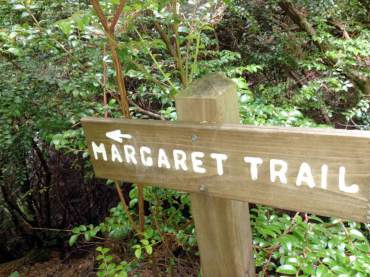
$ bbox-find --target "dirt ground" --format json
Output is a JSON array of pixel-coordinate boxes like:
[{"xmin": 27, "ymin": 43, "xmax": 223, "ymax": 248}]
[
  {"xmin": 0, "ymin": 244, "xmax": 200, "ymax": 277},
  {"xmin": 0, "ymin": 248, "xmax": 96, "ymax": 277}
]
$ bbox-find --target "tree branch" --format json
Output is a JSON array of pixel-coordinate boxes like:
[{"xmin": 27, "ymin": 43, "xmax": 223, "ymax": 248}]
[
  {"xmin": 170, "ymin": 0, "xmax": 187, "ymax": 86},
  {"xmin": 278, "ymin": 0, "xmax": 370, "ymax": 96},
  {"xmin": 153, "ymin": 20, "xmax": 187, "ymax": 86},
  {"xmin": 91, "ymin": 0, "xmax": 149, "ymax": 234},
  {"xmin": 115, "ymin": 181, "xmax": 141, "ymax": 235},
  {"xmin": 279, "ymin": 0, "xmax": 323, "ymax": 50},
  {"xmin": 90, "ymin": 0, "xmax": 109, "ymax": 32},
  {"xmin": 90, "ymin": 0, "xmax": 130, "ymax": 118},
  {"xmin": 111, "ymin": 46, "xmax": 130, "ymax": 117},
  {"xmin": 110, "ymin": 0, "xmax": 126, "ymax": 32},
  {"xmin": 129, "ymin": 99, "xmax": 165, "ymax": 120},
  {"xmin": 31, "ymin": 140, "xmax": 51, "ymax": 227},
  {"xmin": 327, "ymin": 19, "xmax": 350, "ymax": 40}
]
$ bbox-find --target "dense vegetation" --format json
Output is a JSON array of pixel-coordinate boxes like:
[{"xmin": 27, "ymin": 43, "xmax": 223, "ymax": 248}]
[{"xmin": 0, "ymin": 0, "xmax": 369, "ymax": 276}]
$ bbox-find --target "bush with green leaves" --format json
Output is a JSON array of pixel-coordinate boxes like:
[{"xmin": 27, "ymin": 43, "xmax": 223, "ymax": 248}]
[
  {"xmin": 252, "ymin": 207, "xmax": 370, "ymax": 276},
  {"xmin": 96, "ymin": 247, "xmax": 132, "ymax": 277},
  {"xmin": 71, "ymin": 187, "xmax": 370, "ymax": 276}
]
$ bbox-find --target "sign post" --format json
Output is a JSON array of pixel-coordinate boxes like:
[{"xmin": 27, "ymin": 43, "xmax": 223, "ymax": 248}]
[
  {"xmin": 175, "ymin": 73, "xmax": 255, "ymax": 276},
  {"xmin": 82, "ymin": 73, "xmax": 370, "ymax": 276}
]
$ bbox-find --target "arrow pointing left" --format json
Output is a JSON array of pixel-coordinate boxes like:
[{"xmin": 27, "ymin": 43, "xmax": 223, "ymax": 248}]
[{"xmin": 106, "ymin": 130, "xmax": 132, "ymax": 143}]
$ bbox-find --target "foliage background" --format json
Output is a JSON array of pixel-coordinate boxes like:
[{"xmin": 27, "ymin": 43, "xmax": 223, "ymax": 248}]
[{"xmin": 0, "ymin": 0, "xmax": 369, "ymax": 275}]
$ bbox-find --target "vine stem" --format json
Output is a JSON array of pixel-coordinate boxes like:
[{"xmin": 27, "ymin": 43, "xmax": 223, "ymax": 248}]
[
  {"xmin": 114, "ymin": 181, "xmax": 141, "ymax": 236},
  {"xmin": 91, "ymin": 0, "xmax": 145, "ymax": 239}
]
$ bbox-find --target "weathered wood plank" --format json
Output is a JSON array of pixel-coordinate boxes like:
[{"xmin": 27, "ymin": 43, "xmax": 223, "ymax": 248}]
[
  {"xmin": 81, "ymin": 117, "xmax": 370, "ymax": 222},
  {"xmin": 176, "ymin": 72, "xmax": 255, "ymax": 277}
]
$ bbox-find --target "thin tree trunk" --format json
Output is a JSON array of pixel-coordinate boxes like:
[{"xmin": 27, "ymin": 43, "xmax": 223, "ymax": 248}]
[{"xmin": 91, "ymin": 0, "xmax": 145, "ymax": 235}]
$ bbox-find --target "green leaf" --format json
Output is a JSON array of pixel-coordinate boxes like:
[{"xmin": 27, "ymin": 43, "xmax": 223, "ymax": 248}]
[
  {"xmin": 57, "ymin": 20, "xmax": 72, "ymax": 35},
  {"xmin": 349, "ymin": 229, "xmax": 366, "ymax": 241},
  {"xmin": 69, "ymin": 234, "xmax": 79, "ymax": 246},
  {"xmin": 71, "ymin": 12, "xmax": 90, "ymax": 31},
  {"xmin": 79, "ymin": 225, "xmax": 87, "ymax": 232},
  {"xmin": 316, "ymin": 264, "xmax": 330, "ymax": 277},
  {"xmin": 13, "ymin": 4, "xmax": 25, "ymax": 10},
  {"xmin": 109, "ymin": 226, "xmax": 129, "ymax": 239},
  {"xmin": 286, "ymin": 257, "xmax": 299, "ymax": 266},
  {"xmin": 101, "ymin": 248, "xmax": 110, "ymax": 255},
  {"xmin": 8, "ymin": 272, "xmax": 19, "ymax": 277},
  {"xmin": 7, "ymin": 48, "xmax": 20, "ymax": 56},
  {"xmin": 72, "ymin": 227, "xmax": 80, "ymax": 234},
  {"xmin": 145, "ymin": 245, "xmax": 153, "ymax": 255},
  {"xmin": 116, "ymin": 272, "xmax": 128, "ymax": 277},
  {"xmin": 72, "ymin": 89, "xmax": 79, "ymax": 97},
  {"xmin": 117, "ymin": 48, "xmax": 129, "ymax": 64},
  {"xmin": 276, "ymin": 264, "xmax": 297, "ymax": 275},
  {"xmin": 331, "ymin": 265, "xmax": 347, "ymax": 274},
  {"xmin": 96, "ymin": 254, "xmax": 104, "ymax": 261},
  {"xmin": 134, "ymin": 248, "xmax": 142, "ymax": 259},
  {"xmin": 141, "ymin": 239, "xmax": 149, "ymax": 246},
  {"xmin": 84, "ymin": 232, "xmax": 91, "ymax": 241}
]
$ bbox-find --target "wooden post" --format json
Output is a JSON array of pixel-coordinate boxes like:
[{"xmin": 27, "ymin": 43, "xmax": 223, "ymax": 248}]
[{"xmin": 175, "ymin": 73, "xmax": 255, "ymax": 277}]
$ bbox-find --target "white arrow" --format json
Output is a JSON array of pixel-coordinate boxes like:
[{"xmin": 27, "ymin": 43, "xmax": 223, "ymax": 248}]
[{"xmin": 106, "ymin": 130, "xmax": 132, "ymax": 143}]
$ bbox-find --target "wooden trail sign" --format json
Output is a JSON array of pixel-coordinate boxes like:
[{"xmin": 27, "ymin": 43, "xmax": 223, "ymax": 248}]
[
  {"xmin": 82, "ymin": 73, "xmax": 370, "ymax": 276},
  {"xmin": 82, "ymin": 117, "xmax": 370, "ymax": 223}
]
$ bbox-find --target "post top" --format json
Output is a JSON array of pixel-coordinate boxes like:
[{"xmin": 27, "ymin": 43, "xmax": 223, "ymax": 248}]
[{"xmin": 176, "ymin": 72, "xmax": 236, "ymax": 99}]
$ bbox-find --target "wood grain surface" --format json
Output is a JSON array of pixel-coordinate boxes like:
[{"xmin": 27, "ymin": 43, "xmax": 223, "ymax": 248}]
[
  {"xmin": 82, "ymin": 116, "xmax": 370, "ymax": 223},
  {"xmin": 176, "ymin": 72, "xmax": 255, "ymax": 277}
]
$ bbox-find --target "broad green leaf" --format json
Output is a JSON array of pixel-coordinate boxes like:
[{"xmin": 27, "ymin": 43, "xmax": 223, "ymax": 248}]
[
  {"xmin": 72, "ymin": 227, "xmax": 80, "ymax": 234},
  {"xmin": 57, "ymin": 20, "xmax": 72, "ymax": 35},
  {"xmin": 134, "ymin": 248, "xmax": 142, "ymax": 259},
  {"xmin": 79, "ymin": 225, "xmax": 87, "ymax": 232},
  {"xmin": 316, "ymin": 264, "xmax": 330, "ymax": 277},
  {"xmin": 276, "ymin": 264, "xmax": 297, "ymax": 275},
  {"xmin": 145, "ymin": 245, "xmax": 153, "ymax": 255},
  {"xmin": 69, "ymin": 234, "xmax": 79, "ymax": 246},
  {"xmin": 349, "ymin": 229, "xmax": 366, "ymax": 241},
  {"xmin": 141, "ymin": 239, "xmax": 149, "ymax": 246},
  {"xmin": 116, "ymin": 272, "xmax": 128, "ymax": 277},
  {"xmin": 84, "ymin": 232, "xmax": 91, "ymax": 241},
  {"xmin": 96, "ymin": 255, "xmax": 104, "ymax": 261}
]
